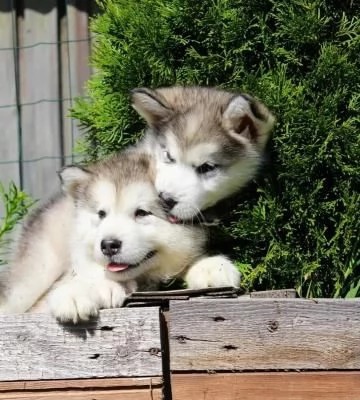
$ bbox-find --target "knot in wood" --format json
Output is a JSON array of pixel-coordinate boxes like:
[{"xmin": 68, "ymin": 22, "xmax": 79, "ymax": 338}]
[
  {"xmin": 149, "ymin": 347, "xmax": 161, "ymax": 356},
  {"xmin": 176, "ymin": 335, "xmax": 187, "ymax": 344},
  {"xmin": 267, "ymin": 320, "xmax": 279, "ymax": 332},
  {"xmin": 213, "ymin": 316, "xmax": 226, "ymax": 322}
]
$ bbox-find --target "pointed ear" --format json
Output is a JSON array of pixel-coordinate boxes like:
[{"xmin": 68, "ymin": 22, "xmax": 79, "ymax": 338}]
[
  {"xmin": 222, "ymin": 95, "xmax": 275, "ymax": 147},
  {"xmin": 58, "ymin": 165, "xmax": 92, "ymax": 196},
  {"xmin": 130, "ymin": 88, "xmax": 173, "ymax": 126}
]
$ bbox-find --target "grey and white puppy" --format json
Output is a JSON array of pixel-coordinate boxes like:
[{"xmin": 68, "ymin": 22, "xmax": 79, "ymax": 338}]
[
  {"xmin": 0, "ymin": 151, "xmax": 240, "ymax": 322},
  {"xmin": 132, "ymin": 86, "xmax": 275, "ymax": 222}
]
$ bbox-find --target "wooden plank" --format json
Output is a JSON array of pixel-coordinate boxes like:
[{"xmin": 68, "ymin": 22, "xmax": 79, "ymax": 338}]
[
  {"xmin": 0, "ymin": 377, "xmax": 162, "ymax": 400},
  {"xmin": 0, "ymin": 377, "xmax": 162, "ymax": 391},
  {"xmin": 61, "ymin": 0, "xmax": 91, "ymax": 163},
  {"xmin": 19, "ymin": 1, "xmax": 62, "ymax": 201},
  {"xmin": 169, "ymin": 298, "xmax": 360, "ymax": 371},
  {"xmin": 249, "ymin": 289, "xmax": 297, "ymax": 298},
  {"xmin": 0, "ymin": 388, "xmax": 162, "ymax": 400},
  {"xmin": 0, "ymin": 1, "xmax": 20, "ymax": 217},
  {"xmin": 0, "ymin": 307, "xmax": 162, "ymax": 380},
  {"xmin": 172, "ymin": 372, "xmax": 360, "ymax": 400}
]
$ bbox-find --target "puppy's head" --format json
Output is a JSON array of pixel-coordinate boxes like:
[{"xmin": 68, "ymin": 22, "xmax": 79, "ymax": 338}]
[
  {"xmin": 59, "ymin": 152, "xmax": 192, "ymax": 281},
  {"xmin": 131, "ymin": 86, "xmax": 275, "ymax": 221}
]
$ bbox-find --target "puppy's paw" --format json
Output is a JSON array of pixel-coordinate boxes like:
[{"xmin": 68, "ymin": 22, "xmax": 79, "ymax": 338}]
[
  {"xmin": 184, "ymin": 255, "xmax": 241, "ymax": 289},
  {"xmin": 48, "ymin": 280, "xmax": 99, "ymax": 324},
  {"xmin": 96, "ymin": 280, "xmax": 127, "ymax": 309}
]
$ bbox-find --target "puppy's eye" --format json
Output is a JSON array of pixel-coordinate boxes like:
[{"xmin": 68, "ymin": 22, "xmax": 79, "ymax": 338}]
[
  {"xmin": 98, "ymin": 210, "xmax": 107, "ymax": 219},
  {"xmin": 135, "ymin": 209, "xmax": 152, "ymax": 218},
  {"xmin": 163, "ymin": 150, "xmax": 175, "ymax": 163},
  {"xmin": 196, "ymin": 163, "xmax": 218, "ymax": 175}
]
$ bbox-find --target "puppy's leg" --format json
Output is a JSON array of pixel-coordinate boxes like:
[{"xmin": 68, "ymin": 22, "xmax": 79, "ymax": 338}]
[
  {"xmin": 0, "ymin": 244, "xmax": 66, "ymax": 314},
  {"xmin": 48, "ymin": 270, "xmax": 133, "ymax": 323},
  {"xmin": 184, "ymin": 255, "xmax": 241, "ymax": 289}
]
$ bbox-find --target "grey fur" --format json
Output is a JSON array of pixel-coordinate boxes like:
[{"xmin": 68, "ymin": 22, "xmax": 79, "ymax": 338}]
[{"xmin": 131, "ymin": 85, "xmax": 275, "ymax": 219}]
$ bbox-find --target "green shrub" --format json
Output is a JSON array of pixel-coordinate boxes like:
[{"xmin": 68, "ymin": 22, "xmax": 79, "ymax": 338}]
[
  {"xmin": 72, "ymin": 0, "xmax": 360, "ymax": 297},
  {"xmin": 0, "ymin": 182, "xmax": 35, "ymax": 265}
]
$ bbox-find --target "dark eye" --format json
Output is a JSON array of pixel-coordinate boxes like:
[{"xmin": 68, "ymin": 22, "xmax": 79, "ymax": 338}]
[
  {"xmin": 163, "ymin": 150, "xmax": 175, "ymax": 163},
  {"xmin": 196, "ymin": 163, "xmax": 218, "ymax": 175},
  {"xmin": 135, "ymin": 209, "xmax": 152, "ymax": 218},
  {"xmin": 98, "ymin": 210, "xmax": 107, "ymax": 219}
]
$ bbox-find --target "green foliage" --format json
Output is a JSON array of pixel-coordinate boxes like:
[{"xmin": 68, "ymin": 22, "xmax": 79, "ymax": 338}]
[
  {"xmin": 0, "ymin": 182, "xmax": 35, "ymax": 265},
  {"xmin": 72, "ymin": 0, "xmax": 360, "ymax": 297}
]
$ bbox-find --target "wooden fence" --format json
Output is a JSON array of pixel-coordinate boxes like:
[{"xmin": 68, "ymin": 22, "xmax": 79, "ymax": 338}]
[
  {"xmin": 0, "ymin": 0, "xmax": 97, "ymax": 210},
  {"xmin": 0, "ymin": 288, "xmax": 360, "ymax": 399}
]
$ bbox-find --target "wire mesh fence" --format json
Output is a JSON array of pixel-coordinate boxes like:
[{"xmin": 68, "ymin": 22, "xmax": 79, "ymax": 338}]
[{"xmin": 0, "ymin": 0, "xmax": 98, "ymax": 212}]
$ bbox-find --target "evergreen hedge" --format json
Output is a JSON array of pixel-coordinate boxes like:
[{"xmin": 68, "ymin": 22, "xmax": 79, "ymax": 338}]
[{"xmin": 71, "ymin": 0, "xmax": 360, "ymax": 297}]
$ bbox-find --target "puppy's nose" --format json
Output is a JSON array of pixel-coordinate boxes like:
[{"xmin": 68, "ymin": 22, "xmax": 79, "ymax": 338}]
[
  {"xmin": 159, "ymin": 192, "xmax": 178, "ymax": 210},
  {"xmin": 101, "ymin": 238, "xmax": 122, "ymax": 257}
]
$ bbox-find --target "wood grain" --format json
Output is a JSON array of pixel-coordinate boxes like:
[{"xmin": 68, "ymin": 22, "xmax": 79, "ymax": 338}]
[
  {"xmin": 0, "ymin": 1, "xmax": 20, "ymax": 218},
  {"xmin": 169, "ymin": 298, "xmax": 360, "ymax": 371},
  {"xmin": 0, "ymin": 377, "xmax": 162, "ymax": 400},
  {"xmin": 0, "ymin": 307, "xmax": 162, "ymax": 380},
  {"xmin": 0, "ymin": 377, "xmax": 162, "ymax": 391},
  {"xmin": 172, "ymin": 372, "xmax": 360, "ymax": 400},
  {"xmin": 61, "ymin": 0, "xmax": 91, "ymax": 163},
  {"xmin": 249, "ymin": 289, "xmax": 297, "ymax": 298},
  {"xmin": 0, "ymin": 388, "xmax": 162, "ymax": 400},
  {"xmin": 19, "ymin": 2, "xmax": 62, "ymax": 201}
]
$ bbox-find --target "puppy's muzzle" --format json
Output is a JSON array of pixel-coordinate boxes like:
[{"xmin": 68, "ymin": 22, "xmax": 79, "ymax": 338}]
[{"xmin": 159, "ymin": 192, "xmax": 178, "ymax": 210}]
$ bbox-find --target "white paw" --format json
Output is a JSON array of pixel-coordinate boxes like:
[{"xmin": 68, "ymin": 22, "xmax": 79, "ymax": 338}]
[
  {"xmin": 96, "ymin": 280, "xmax": 127, "ymax": 309},
  {"xmin": 48, "ymin": 280, "xmax": 99, "ymax": 324},
  {"xmin": 184, "ymin": 255, "xmax": 241, "ymax": 289}
]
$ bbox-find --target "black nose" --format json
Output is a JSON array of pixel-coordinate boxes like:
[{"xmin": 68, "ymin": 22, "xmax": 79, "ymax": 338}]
[
  {"xmin": 159, "ymin": 192, "xmax": 178, "ymax": 210},
  {"xmin": 101, "ymin": 238, "xmax": 122, "ymax": 257}
]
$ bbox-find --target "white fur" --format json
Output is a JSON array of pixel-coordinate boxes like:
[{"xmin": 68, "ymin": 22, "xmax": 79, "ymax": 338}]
[
  {"xmin": 44, "ymin": 178, "xmax": 207, "ymax": 322},
  {"xmin": 48, "ymin": 275, "xmax": 129, "ymax": 323},
  {"xmin": 1, "ymin": 167, "xmax": 225, "ymax": 321},
  {"xmin": 151, "ymin": 134, "xmax": 260, "ymax": 220},
  {"xmin": 184, "ymin": 255, "xmax": 241, "ymax": 289},
  {"xmin": 0, "ymin": 150, "xmax": 242, "ymax": 322},
  {"xmin": 135, "ymin": 91, "xmax": 274, "ymax": 220},
  {"xmin": 0, "ymin": 197, "xmax": 73, "ymax": 314}
]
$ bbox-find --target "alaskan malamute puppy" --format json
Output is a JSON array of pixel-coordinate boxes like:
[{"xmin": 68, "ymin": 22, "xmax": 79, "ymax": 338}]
[
  {"xmin": 0, "ymin": 151, "xmax": 240, "ymax": 322},
  {"xmin": 131, "ymin": 86, "xmax": 275, "ymax": 222}
]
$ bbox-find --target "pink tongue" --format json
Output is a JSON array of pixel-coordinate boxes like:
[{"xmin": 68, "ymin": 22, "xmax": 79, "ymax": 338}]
[
  {"xmin": 168, "ymin": 215, "xmax": 179, "ymax": 224},
  {"xmin": 107, "ymin": 263, "xmax": 129, "ymax": 272}
]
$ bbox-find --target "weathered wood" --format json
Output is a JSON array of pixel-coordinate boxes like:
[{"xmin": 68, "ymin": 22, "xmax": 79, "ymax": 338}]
[
  {"xmin": 172, "ymin": 372, "xmax": 360, "ymax": 400},
  {"xmin": 19, "ymin": 2, "xmax": 62, "ymax": 201},
  {"xmin": 0, "ymin": 377, "xmax": 162, "ymax": 400},
  {"xmin": 0, "ymin": 388, "xmax": 162, "ymax": 400},
  {"xmin": 169, "ymin": 298, "xmax": 360, "ymax": 371},
  {"xmin": 61, "ymin": 0, "xmax": 91, "ymax": 163},
  {"xmin": 0, "ymin": 1, "xmax": 20, "ymax": 217},
  {"xmin": 249, "ymin": 288, "xmax": 297, "ymax": 298},
  {"xmin": 0, "ymin": 307, "xmax": 162, "ymax": 380},
  {"xmin": 0, "ymin": 377, "xmax": 162, "ymax": 391}
]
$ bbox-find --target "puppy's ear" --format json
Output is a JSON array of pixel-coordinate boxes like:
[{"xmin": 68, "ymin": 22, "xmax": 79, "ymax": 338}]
[
  {"xmin": 222, "ymin": 94, "xmax": 275, "ymax": 148},
  {"xmin": 58, "ymin": 165, "xmax": 92, "ymax": 197},
  {"xmin": 131, "ymin": 88, "xmax": 173, "ymax": 126}
]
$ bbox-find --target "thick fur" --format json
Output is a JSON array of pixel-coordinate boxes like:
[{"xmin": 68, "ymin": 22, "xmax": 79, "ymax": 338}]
[
  {"xmin": 131, "ymin": 86, "xmax": 275, "ymax": 221},
  {"xmin": 0, "ymin": 151, "xmax": 240, "ymax": 322}
]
